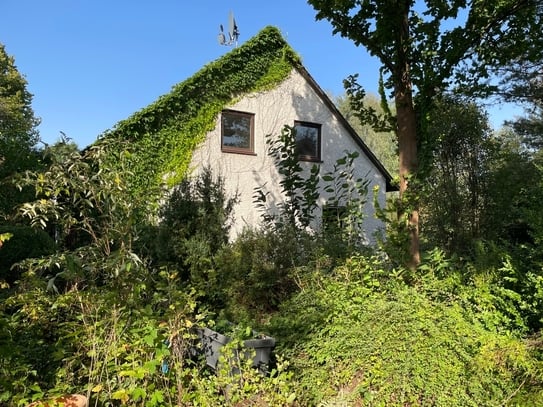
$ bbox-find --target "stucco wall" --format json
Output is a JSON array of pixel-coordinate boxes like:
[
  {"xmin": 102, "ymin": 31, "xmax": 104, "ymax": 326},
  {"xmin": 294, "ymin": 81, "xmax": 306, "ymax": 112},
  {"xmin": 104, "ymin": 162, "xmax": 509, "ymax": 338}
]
[{"xmin": 189, "ymin": 68, "xmax": 387, "ymax": 244}]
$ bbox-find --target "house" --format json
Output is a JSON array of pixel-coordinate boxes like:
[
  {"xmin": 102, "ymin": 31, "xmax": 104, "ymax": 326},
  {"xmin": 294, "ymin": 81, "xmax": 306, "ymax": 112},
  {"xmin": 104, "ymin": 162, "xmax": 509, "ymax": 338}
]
[{"xmin": 102, "ymin": 26, "xmax": 394, "ymax": 243}]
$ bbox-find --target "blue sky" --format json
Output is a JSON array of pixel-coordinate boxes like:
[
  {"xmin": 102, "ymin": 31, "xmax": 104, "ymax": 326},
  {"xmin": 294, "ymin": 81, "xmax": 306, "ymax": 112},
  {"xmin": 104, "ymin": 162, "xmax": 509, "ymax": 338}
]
[{"xmin": 2, "ymin": 0, "xmax": 522, "ymax": 148}]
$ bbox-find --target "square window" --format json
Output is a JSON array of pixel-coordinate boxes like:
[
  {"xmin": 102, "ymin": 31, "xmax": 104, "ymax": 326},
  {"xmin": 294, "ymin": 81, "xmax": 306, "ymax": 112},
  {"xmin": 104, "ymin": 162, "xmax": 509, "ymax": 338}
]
[
  {"xmin": 294, "ymin": 121, "xmax": 321, "ymax": 161},
  {"xmin": 221, "ymin": 110, "xmax": 254, "ymax": 154},
  {"xmin": 322, "ymin": 205, "xmax": 347, "ymax": 231}
]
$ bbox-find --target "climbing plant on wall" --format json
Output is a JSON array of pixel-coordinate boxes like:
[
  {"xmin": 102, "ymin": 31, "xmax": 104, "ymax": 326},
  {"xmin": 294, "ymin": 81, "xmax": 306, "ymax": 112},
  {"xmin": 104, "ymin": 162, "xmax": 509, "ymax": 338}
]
[{"xmin": 99, "ymin": 26, "xmax": 301, "ymax": 206}]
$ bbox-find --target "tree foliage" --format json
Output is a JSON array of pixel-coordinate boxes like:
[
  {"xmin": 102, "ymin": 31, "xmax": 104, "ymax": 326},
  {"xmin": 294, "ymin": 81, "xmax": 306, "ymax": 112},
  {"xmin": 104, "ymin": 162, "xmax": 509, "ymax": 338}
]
[
  {"xmin": 419, "ymin": 96, "xmax": 494, "ymax": 254},
  {"xmin": 14, "ymin": 138, "xmax": 144, "ymax": 293},
  {"xmin": 307, "ymin": 0, "xmax": 543, "ymax": 266},
  {"xmin": 500, "ymin": 59, "xmax": 543, "ymax": 151},
  {"xmin": 143, "ymin": 166, "xmax": 239, "ymax": 304},
  {"xmin": 0, "ymin": 43, "xmax": 39, "ymax": 151},
  {"xmin": 0, "ymin": 42, "xmax": 41, "ymax": 217},
  {"xmin": 335, "ymin": 91, "xmax": 398, "ymax": 174}
]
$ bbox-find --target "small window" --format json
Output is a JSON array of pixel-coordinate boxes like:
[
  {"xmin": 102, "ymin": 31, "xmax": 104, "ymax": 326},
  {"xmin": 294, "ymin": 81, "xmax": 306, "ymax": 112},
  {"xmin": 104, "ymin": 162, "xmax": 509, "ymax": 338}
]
[
  {"xmin": 322, "ymin": 205, "xmax": 347, "ymax": 231},
  {"xmin": 221, "ymin": 110, "xmax": 254, "ymax": 154},
  {"xmin": 294, "ymin": 121, "xmax": 321, "ymax": 161}
]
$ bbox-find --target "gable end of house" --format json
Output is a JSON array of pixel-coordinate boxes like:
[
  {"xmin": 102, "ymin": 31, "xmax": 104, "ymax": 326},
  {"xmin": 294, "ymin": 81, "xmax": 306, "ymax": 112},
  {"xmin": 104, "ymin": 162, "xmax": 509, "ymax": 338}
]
[{"xmin": 99, "ymin": 25, "xmax": 395, "ymax": 204}]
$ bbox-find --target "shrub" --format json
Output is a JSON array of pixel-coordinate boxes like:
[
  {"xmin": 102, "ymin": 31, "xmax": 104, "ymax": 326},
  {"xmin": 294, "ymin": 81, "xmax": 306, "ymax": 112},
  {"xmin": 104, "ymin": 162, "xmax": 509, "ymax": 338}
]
[
  {"xmin": 1, "ymin": 277, "xmax": 299, "ymax": 407},
  {"xmin": 268, "ymin": 254, "xmax": 543, "ymax": 406},
  {"xmin": 214, "ymin": 225, "xmax": 317, "ymax": 321},
  {"xmin": 0, "ymin": 224, "xmax": 55, "ymax": 284},
  {"xmin": 145, "ymin": 166, "xmax": 238, "ymax": 303}
]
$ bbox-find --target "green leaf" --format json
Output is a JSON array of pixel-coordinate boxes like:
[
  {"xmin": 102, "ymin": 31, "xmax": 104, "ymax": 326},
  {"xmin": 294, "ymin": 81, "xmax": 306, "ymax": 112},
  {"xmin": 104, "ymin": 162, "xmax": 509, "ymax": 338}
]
[
  {"xmin": 149, "ymin": 390, "xmax": 164, "ymax": 406},
  {"xmin": 132, "ymin": 387, "xmax": 146, "ymax": 401},
  {"xmin": 112, "ymin": 389, "xmax": 129, "ymax": 402}
]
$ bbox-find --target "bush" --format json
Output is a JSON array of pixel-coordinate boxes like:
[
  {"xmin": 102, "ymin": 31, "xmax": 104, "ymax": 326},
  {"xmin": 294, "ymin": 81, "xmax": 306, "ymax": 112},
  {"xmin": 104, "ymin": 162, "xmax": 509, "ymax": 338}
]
[
  {"xmin": 143, "ymin": 166, "xmax": 238, "ymax": 304},
  {"xmin": 214, "ymin": 225, "xmax": 317, "ymax": 321},
  {"xmin": 268, "ymin": 254, "xmax": 543, "ymax": 406},
  {"xmin": 0, "ymin": 224, "xmax": 55, "ymax": 284},
  {"xmin": 1, "ymin": 277, "xmax": 298, "ymax": 407}
]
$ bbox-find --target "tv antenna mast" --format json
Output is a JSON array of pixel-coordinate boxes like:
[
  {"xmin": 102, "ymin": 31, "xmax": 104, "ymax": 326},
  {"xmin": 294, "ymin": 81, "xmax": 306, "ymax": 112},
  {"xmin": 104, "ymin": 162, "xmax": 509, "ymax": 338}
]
[{"xmin": 218, "ymin": 11, "xmax": 239, "ymax": 47}]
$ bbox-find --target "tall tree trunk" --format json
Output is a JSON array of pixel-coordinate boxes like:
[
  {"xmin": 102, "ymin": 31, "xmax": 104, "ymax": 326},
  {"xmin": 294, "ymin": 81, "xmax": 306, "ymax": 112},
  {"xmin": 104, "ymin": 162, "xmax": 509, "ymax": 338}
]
[
  {"xmin": 396, "ymin": 82, "xmax": 420, "ymax": 268},
  {"xmin": 395, "ymin": 1, "xmax": 420, "ymax": 268}
]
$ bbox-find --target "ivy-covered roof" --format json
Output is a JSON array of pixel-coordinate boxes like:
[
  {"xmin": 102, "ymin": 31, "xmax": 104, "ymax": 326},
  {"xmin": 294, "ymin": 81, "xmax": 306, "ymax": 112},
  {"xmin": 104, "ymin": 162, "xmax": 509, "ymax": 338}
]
[{"xmin": 101, "ymin": 25, "xmax": 394, "ymax": 197}]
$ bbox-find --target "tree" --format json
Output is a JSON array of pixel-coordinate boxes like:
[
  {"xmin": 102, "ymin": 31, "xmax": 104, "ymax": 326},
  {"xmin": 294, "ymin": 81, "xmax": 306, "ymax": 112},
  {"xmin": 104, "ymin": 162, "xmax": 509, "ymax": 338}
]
[
  {"xmin": 500, "ymin": 59, "xmax": 543, "ymax": 151},
  {"xmin": 308, "ymin": 0, "xmax": 543, "ymax": 267},
  {"xmin": 149, "ymin": 166, "xmax": 239, "ymax": 299},
  {"xmin": 419, "ymin": 96, "xmax": 494, "ymax": 254},
  {"xmin": 0, "ymin": 43, "xmax": 41, "ymax": 218},
  {"xmin": 15, "ymin": 139, "xmax": 143, "ymax": 293},
  {"xmin": 482, "ymin": 127, "xmax": 541, "ymax": 245},
  {"xmin": 335, "ymin": 92, "xmax": 398, "ymax": 174}
]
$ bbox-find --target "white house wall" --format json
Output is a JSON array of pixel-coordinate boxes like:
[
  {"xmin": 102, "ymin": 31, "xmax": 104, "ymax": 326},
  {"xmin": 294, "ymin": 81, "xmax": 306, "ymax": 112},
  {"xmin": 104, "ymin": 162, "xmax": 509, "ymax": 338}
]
[{"xmin": 189, "ymin": 68, "xmax": 387, "ymax": 243}]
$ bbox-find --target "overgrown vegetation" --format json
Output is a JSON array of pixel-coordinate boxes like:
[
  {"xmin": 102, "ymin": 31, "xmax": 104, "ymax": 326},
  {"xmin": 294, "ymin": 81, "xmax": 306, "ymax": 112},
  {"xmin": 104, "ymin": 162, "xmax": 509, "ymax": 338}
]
[
  {"xmin": 3, "ymin": 122, "xmax": 543, "ymax": 405},
  {"xmin": 2, "ymin": 18, "xmax": 543, "ymax": 406},
  {"xmin": 270, "ymin": 252, "xmax": 543, "ymax": 406}
]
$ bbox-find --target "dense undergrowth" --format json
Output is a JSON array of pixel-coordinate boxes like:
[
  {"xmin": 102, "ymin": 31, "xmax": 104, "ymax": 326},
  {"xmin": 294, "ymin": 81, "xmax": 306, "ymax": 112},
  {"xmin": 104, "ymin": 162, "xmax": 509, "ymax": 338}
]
[
  {"xmin": 2, "ymin": 248, "xmax": 543, "ymax": 406},
  {"xmin": 1, "ymin": 140, "xmax": 543, "ymax": 406},
  {"xmin": 269, "ymin": 254, "xmax": 543, "ymax": 406}
]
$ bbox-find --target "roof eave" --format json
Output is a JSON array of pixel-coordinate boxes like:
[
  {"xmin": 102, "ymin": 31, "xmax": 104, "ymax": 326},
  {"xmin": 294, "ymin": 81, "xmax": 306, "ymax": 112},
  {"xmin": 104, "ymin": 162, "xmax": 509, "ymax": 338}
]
[{"xmin": 296, "ymin": 65, "xmax": 397, "ymax": 192}]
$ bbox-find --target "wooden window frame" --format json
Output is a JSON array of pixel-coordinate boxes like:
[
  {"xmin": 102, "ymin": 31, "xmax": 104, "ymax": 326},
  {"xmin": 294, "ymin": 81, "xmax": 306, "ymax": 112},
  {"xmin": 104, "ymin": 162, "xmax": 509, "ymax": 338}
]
[
  {"xmin": 221, "ymin": 110, "xmax": 255, "ymax": 155},
  {"xmin": 294, "ymin": 120, "xmax": 322, "ymax": 162}
]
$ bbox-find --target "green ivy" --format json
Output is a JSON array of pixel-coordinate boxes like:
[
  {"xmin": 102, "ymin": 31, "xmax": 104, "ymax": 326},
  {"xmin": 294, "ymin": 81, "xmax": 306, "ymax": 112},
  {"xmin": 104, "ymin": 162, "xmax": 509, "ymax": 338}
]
[
  {"xmin": 100, "ymin": 26, "xmax": 301, "ymax": 201},
  {"xmin": 268, "ymin": 255, "xmax": 543, "ymax": 406}
]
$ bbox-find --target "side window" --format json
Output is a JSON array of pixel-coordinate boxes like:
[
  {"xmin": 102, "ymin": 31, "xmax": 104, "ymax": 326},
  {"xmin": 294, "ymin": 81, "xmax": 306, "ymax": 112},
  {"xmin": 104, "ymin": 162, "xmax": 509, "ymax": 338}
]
[
  {"xmin": 221, "ymin": 110, "xmax": 255, "ymax": 154},
  {"xmin": 294, "ymin": 121, "xmax": 321, "ymax": 161},
  {"xmin": 322, "ymin": 205, "xmax": 347, "ymax": 231}
]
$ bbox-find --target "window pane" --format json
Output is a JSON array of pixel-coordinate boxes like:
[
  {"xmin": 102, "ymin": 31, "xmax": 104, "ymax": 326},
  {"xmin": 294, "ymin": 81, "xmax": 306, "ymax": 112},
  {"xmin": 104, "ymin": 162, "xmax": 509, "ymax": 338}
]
[
  {"xmin": 294, "ymin": 122, "xmax": 320, "ymax": 160},
  {"xmin": 222, "ymin": 113, "xmax": 252, "ymax": 149}
]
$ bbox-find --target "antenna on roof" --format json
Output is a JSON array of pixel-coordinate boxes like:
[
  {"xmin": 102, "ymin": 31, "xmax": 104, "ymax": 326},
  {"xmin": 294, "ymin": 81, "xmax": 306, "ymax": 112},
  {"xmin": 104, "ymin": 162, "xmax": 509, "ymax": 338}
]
[{"xmin": 218, "ymin": 11, "xmax": 239, "ymax": 47}]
